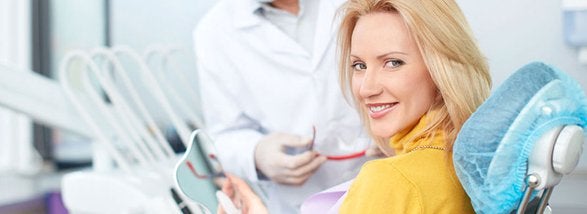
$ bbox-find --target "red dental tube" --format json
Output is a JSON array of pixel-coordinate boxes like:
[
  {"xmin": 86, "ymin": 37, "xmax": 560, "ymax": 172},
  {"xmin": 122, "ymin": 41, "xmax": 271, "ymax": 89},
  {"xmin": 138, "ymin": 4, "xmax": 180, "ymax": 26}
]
[
  {"xmin": 310, "ymin": 125, "xmax": 367, "ymax": 160},
  {"xmin": 185, "ymin": 160, "xmax": 209, "ymax": 179},
  {"xmin": 324, "ymin": 150, "xmax": 367, "ymax": 160}
]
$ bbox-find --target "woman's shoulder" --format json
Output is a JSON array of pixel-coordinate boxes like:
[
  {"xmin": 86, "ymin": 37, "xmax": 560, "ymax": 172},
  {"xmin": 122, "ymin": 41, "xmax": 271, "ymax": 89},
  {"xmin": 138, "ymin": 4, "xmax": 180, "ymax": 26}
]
[
  {"xmin": 340, "ymin": 158, "xmax": 424, "ymax": 213},
  {"xmin": 372, "ymin": 151, "xmax": 473, "ymax": 213},
  {"xmin": 362, "ymin": 151, "xmax": 461, "ymax": 196},
  {"xmin": 341, "ymin": 151, "xmax": 473, "ymax": 213}
]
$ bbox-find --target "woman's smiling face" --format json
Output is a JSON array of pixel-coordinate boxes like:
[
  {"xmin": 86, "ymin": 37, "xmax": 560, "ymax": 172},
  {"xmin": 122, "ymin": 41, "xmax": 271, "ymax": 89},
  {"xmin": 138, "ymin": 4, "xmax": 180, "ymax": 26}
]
[{"xmin": 350, "ymin": 11, "xmax": 438, "ymax": 138}]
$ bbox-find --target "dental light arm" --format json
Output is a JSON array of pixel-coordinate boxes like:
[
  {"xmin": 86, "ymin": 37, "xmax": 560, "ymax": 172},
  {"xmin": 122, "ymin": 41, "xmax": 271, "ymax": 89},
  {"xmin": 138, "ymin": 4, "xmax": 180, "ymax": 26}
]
[{"xmin": 0, "ymin": 64, "xmax": 92, "ymax": 137}]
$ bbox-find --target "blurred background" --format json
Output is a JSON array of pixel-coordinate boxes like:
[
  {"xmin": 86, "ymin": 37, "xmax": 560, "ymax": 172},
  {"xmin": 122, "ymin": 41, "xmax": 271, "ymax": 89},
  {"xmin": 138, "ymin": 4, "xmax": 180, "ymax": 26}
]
[{"xmin": 0, "ymin": 0, "xmax": 586, "ymax": 213}]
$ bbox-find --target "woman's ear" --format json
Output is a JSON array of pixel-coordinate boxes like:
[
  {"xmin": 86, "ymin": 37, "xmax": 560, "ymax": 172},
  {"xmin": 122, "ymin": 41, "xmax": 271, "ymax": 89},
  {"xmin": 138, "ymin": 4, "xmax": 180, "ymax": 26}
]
[{"xmin": 434, "ymin": 88, "xmax": 442, "ymax": 102}]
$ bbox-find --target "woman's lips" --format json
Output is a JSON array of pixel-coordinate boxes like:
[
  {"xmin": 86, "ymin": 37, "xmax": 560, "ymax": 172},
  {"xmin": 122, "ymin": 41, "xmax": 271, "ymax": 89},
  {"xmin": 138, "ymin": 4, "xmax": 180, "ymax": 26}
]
[{"xmin": 367, "ymin": 102, "xmax": 398, "ymax": 119}]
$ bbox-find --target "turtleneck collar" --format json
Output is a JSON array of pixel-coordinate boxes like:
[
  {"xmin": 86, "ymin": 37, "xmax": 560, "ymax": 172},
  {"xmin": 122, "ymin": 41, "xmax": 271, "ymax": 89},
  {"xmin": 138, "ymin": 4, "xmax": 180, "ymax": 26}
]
[{"xmin": 388, "ymin": 110, "xmax": 446, "ymax": 155}]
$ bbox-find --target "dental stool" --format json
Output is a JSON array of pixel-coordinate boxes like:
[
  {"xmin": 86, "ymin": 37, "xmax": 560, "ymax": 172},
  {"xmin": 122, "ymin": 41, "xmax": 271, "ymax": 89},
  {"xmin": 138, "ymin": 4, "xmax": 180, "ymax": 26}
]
[{"xmin": 453, "ymin": 62, "xmax": 587, "ymax": 214}]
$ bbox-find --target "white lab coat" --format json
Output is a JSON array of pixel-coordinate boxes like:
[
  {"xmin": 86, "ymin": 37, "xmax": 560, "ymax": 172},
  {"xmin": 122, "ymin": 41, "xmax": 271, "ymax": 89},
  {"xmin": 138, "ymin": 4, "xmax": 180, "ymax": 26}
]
[{"xmin": 194, "ymin": 0, "xmax": 371, "ymax": 213}]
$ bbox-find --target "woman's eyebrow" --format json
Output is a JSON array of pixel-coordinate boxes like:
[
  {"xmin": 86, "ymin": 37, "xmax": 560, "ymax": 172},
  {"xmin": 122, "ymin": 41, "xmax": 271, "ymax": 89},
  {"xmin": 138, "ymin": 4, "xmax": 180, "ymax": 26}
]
[
  {"xmin": 376, "ymin": 51, "xmax": 407, "ymax": 60},
  {"xmin": 350, "ymin": 51, "xmax": 407, "ymax": 60}
]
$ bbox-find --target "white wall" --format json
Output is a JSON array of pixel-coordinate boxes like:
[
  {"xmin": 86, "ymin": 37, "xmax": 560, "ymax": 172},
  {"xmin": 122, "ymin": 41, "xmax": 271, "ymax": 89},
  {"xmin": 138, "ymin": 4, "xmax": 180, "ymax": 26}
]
[
  {"xmin": 457, "ymin": 0, "xmax": 587, "ymax": 170},
  {"xmin": 50, "ymin": 0, "xmax": 106, "ymax": 76},
  {"xmin": 457, "ymin": 0, "xmax": 587, "ymax": 88}
]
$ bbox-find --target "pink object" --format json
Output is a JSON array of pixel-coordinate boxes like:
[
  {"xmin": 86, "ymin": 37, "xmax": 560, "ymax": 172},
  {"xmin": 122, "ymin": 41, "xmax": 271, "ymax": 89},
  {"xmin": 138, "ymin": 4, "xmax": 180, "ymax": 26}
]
[{"xmin": 300, "ymin": 180, "xmax": 353, "ymax": 214}]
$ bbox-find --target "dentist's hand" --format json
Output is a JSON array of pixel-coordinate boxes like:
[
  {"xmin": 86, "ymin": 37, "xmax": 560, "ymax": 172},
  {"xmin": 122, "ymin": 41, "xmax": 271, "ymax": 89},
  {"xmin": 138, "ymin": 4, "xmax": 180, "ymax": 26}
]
[{"xmin": 254, "ymin": 133, "xmax": 327, "ymax": 185}]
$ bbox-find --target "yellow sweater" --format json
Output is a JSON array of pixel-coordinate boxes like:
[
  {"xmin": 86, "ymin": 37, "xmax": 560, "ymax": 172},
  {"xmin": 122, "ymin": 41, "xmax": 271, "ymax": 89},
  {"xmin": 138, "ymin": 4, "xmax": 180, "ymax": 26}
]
[{"xmin": 339, "ymin": 114, "xmax": 474, "ymax": 213}]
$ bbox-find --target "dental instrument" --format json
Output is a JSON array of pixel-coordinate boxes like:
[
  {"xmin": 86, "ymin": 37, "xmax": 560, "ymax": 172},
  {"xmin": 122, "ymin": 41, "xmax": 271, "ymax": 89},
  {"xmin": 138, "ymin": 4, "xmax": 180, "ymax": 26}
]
[
  {"xmin": 89, "ymin": 47, "xmax": 174, "ymax": 161},
  {"xmin": 59, "ymin": 51, "xmax": 138, "ymax": 172},
  {"xmin": 143, "ymin": 45, "xmax": 205, "ymax": 129},
  {"xmin": 112, "ymin": 46, "xmax": 193, "ymax": 147},
  {"xmin": 174, "ymin": 129, "xmax": 221, "ymax": 209}
]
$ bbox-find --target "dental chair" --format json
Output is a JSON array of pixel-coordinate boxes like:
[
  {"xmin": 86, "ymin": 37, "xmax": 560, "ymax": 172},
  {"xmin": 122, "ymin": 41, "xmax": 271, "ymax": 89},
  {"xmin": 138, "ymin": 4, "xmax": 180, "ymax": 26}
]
[{"xmin": 454, "ymin": 62, "xmax": 587, "ymax": 214}]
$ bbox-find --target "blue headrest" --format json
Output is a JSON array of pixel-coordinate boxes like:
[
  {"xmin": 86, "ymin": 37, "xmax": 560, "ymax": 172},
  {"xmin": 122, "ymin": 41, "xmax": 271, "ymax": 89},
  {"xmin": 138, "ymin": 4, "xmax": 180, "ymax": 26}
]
[{"xmin": 453, "ymin": 62, "xmax": 587, "ymax": 214}]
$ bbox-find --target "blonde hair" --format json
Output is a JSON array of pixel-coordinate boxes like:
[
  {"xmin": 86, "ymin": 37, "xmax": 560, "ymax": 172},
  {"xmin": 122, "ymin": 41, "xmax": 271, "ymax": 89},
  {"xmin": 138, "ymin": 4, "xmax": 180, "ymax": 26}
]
[{"xmin": 337, "ymin": 0, "xmax": 491, "ymax": 151}]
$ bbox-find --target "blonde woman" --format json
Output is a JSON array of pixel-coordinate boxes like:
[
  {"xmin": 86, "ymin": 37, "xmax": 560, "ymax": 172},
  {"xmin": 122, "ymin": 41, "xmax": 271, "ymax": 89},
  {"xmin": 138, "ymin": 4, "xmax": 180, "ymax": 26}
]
[
  {"xmin": 335, "ymin": 0, "xmax": 490, "ymax": 212},
  {"xmin": 218, "ymin": 0, "xmax": 491, "ymax": 213}
]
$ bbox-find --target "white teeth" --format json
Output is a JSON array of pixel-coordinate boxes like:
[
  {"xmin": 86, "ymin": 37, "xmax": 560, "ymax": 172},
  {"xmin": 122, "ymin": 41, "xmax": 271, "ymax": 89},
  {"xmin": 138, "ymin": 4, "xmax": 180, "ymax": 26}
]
[{"xmin": 369, "ymin": 104, "xmax": 393, "ymax": 112}]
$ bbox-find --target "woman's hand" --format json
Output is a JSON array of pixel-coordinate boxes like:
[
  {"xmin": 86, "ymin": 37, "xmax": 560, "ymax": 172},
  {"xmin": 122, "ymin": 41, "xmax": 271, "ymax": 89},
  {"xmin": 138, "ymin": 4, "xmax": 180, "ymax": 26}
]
[{"xmin": 217, "ymin": 174, "xmax": 268, "ymax": 214}]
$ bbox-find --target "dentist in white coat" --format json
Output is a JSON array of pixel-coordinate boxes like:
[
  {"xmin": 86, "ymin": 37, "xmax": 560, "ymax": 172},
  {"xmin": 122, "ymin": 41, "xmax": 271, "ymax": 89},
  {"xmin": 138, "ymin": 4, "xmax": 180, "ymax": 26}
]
[{"xmin": 194, "ymin": 0, "xmax": 375, "ymax": 213}]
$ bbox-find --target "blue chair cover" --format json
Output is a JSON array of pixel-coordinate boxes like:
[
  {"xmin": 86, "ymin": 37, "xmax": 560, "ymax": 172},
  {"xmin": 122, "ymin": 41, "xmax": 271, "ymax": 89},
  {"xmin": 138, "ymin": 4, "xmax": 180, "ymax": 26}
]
[{"xmin": 453, "ymin": 62, "xmax": 587, "ymax": 214}]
